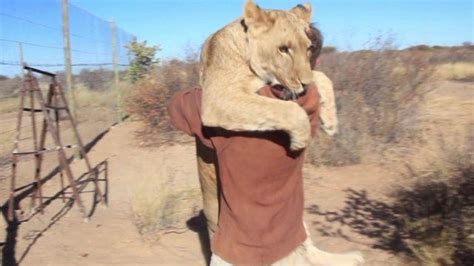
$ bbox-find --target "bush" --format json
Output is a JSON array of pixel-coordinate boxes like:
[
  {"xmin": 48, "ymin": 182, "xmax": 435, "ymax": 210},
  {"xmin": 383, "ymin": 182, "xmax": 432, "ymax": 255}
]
[
  {"xmin": 126, "ymin": 55, "xmax": 199, "ymax": 132},
  {"xmin": 307, "ymin": 49, "xmax": 434, "ymax": 166},
  {"xmin": 77, "ymin": 68, "xmax": 113, "ymax": 91},
  {"xmin": 126, "ymin": 76, "xmax": 170, "ymax": 129},
  {"xmin": 395, "ymin": 165, "xmax": 474, "ymax": 265},
  {"xmin": 407, "ymin": 44, "xmax": 432, "ymax": 51},
  {"xmin": 155, "ymin": 58, "xmax": 199, "ymax": 93}
]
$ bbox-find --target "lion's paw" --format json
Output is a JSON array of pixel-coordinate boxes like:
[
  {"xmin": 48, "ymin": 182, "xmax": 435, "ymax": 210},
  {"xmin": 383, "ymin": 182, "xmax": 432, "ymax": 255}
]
[
  {"xmin": 289, "ymin": 115, "xmax": 311, "ymax": 151},
  {"xmin": 322, "ymin": 123, "xmax": 338, "ymax": 137}
]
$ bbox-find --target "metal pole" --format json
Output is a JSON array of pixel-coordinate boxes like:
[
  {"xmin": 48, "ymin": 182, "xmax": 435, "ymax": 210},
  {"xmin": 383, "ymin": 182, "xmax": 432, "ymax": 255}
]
[
  {"xmin": 110, "ymin": 19, "xmax": 122, "ymax": 122},
  {"xmin": 62, "ymin": 0, "xmax": 75, "ymax": 119},
  {"xmin": 18, "ymin": 42, "xmax": 25, "ymax": 72}
]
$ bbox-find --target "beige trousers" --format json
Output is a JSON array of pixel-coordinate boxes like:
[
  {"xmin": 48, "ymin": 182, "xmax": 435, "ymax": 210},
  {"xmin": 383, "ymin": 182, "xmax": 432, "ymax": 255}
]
[{"xmin": 210, "ymin": 243, "xmax": 312, "ymax": 266}]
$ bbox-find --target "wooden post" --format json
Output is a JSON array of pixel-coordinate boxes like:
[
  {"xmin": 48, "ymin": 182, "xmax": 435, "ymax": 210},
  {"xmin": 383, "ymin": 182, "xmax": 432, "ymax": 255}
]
[
  {"xmin": 62, "ymin": 0, "xmax": 75, "ymax": 119},
  {"xmin": 110, "ymin": 19, "xmax": 122, "ymax": 121}
]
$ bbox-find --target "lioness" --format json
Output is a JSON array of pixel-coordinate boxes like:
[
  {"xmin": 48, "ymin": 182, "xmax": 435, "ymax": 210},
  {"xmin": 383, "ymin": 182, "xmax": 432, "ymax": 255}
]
[
  {"xmin": 200, "ymin": 0, "xmax": 314, "ymax": 151},
  {"xmin": 196, "ymin": 2, "xmax": 362, "ymax": 265}
]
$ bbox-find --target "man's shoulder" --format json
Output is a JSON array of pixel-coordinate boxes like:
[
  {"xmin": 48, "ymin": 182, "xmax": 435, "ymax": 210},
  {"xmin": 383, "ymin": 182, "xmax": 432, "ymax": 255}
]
[
  {"xmin": 171, "ymin": 87, "xmax": 202, "ymax": 102},
  {"xmin": 167, "ymin": 87, "xmax": 204, "ymax": 136}
]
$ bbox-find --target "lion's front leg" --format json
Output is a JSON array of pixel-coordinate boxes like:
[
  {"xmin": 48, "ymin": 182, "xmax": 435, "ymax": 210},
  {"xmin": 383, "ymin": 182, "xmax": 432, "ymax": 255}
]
[
  {"xmin": 313, "ymin": 71, "xmax": 338, "ymax": 136},
  {"xmin": 201, "ymin": 84, "xmax": 311, "ymax": 151}
]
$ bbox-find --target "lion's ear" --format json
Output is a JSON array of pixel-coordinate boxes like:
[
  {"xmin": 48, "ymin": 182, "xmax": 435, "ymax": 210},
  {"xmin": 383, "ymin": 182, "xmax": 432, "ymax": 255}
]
[
  {"xmin": 290, "ymin": 3, "xmax": 312, "ymax": 23},
  {"xmin": 243, "ymin": 0, "xmax": 274, "ymax": 31}
]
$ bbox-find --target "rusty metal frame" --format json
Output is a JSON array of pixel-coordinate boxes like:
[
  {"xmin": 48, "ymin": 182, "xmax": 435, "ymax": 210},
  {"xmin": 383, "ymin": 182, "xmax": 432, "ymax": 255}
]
[{"xmin": 7, "ymin": 65, "xmax": 105, "ymax": 221}]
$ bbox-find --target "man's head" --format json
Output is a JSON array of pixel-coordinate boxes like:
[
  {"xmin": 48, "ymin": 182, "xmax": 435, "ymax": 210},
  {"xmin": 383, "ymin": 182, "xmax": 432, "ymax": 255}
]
[{"xmin": 306, "ymin": 24, "xmax": 323, "ymax": 70}]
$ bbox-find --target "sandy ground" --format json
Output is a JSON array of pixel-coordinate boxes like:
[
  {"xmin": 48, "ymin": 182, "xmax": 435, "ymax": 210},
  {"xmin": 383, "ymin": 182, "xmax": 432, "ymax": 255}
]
[
  {"xmin": 0, "ymin": 121, "xmax": 413, "ymax": 266},
  {"xmin": 0, "ymin": 80, "xmax": 471, "ymax": 265}
]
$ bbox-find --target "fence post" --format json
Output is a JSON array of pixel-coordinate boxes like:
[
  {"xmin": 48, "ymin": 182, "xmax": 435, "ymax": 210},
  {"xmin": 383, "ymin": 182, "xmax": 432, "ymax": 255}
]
[
  {"xmin": 62, "ymin": 0, "xmax": 75, "ymax": 119},
  {"xmin": 110, "ymin": 19, "xmax": 122, "ymax": 122},
  {"xmin": 62, "ymin": 0, "xmax": 80, "ymax": 159},
  {"xmin": 17, "ymin": 42, "xmax": 25, "ymax": 74}
]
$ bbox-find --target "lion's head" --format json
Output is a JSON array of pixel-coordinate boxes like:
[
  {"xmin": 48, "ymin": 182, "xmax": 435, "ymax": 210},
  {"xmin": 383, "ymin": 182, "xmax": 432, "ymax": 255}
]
[{"xmin": 243, "ymin": 1, "xmax": 314, "ymax": 95}]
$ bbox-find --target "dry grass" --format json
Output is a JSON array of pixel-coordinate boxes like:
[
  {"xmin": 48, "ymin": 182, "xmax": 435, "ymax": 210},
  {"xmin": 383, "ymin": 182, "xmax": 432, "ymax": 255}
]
[
  {"xmin": 0, "ymin": 97, "xmax": 19, "ymax": 114},
  {"xmin": 0, "ymin": 82, "xmax": 130, "ymax": 160},
  {"xmin": 384, "ymin": 83, "xmax": 473, "ymax": 179},
  {"xmin": 74, "ymin": 83, "xmax": 121, "ymax": 124},
  {"xmin": 376, "ymin": 70, "xmax": 474, "ymax": 265},
  {"xmin": 74, "ymin": 83, "xmax": 117, "ymax": 108},
  {"xmin": 307, "ymin": 46, "xmax": 474, "ymax": 167},
  {"xmin": 131, "ymin": 167, "xmax": 201, "ymax": 240},
  {"xmin": 432, "ymin": 62, "xmax": 474, "ymax": 82},
  {"xmin": 0, "ymin": 97, "xmax": 17, "ymax": 164}
]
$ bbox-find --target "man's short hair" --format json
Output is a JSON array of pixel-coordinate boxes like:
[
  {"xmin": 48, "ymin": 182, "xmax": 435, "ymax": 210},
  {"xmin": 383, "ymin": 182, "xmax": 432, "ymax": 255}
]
[{"xmin": 306, "ymin": 24, "xmax": 323, "ymax": 69}]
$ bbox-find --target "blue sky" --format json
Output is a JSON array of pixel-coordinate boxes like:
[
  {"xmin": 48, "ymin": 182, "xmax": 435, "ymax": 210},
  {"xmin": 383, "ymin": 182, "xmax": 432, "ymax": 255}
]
[
  {"xmin": 0, "ymin": 0, "xmax": 473, "ymax": 76},
  {"xmin": 68, "ymin": 0, "xmax": 473, "ymax": 58}
]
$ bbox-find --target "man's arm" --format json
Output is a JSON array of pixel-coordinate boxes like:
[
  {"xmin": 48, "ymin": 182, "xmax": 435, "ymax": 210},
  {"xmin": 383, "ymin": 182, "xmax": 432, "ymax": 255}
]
[{"xmin": 167, "ymin": 88, "xmax": 213, "ymax": 148}]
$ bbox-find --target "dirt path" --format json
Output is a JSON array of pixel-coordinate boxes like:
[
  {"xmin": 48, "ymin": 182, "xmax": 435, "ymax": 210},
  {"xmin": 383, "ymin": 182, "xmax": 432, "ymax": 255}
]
[
  {"xmin": 1, "ymin": 119, "xmax": 416, "ymax": 265},
  {"xmin": 1, "ymin": 122, "xmax": 205, "ymax": 265}
]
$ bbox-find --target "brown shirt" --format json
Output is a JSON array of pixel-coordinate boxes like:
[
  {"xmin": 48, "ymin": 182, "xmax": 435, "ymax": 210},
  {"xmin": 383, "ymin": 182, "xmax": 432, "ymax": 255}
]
[{"xmin": 167, "ymin": 85, "xmax": 320, "ymax": 265}]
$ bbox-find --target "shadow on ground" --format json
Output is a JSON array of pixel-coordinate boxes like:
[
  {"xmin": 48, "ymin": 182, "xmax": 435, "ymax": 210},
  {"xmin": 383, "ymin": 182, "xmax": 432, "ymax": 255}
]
[
  {"xmin": 187, "ymin": 210, "xmax": 212, "ymax": 265},
  {"xmin": 306, "ymin": 166, "xmax": 474, "ymax": 265}
]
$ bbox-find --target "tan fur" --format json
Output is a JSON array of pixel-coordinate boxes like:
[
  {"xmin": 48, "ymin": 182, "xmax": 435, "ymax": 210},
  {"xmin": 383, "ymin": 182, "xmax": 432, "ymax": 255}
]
[
  {"xmin": 313, "ymin": 71, "xmax": 338, "ymax": 136},
  {"xmin": 200, "ymin": 1, "xmax": 314, "ymax": 151}
]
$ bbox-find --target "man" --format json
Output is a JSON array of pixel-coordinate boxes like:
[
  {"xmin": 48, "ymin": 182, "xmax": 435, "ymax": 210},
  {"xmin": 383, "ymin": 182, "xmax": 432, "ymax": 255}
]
[{"xmin": 168, "ymin": 78, "xmax": 320, "ymax": 265}]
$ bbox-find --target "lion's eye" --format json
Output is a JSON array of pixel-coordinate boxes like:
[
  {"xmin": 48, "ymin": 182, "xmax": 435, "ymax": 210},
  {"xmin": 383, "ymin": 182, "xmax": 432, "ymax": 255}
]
[{"xmin": 279, "ymin": 46, "xmax": 290, "ymax": 54}]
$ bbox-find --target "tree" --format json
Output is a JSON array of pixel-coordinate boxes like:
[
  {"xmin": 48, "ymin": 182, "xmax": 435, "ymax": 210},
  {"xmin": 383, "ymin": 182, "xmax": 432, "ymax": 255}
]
[{"xmin": 126, "ymin": 39, "xmax": 161, "ymax": 83}]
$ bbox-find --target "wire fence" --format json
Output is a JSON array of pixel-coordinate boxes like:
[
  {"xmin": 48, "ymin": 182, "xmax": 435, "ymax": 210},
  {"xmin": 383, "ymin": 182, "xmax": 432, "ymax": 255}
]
[{"xmin": 0, "ymin": 0, "xmax": 135, "ymax": 162}]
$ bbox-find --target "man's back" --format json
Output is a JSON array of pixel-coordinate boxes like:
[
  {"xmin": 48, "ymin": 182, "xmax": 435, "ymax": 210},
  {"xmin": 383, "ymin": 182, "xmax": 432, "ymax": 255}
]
[{"xmin": 168, "ymin": 86, "xmax": 320, "ymax": 264}]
